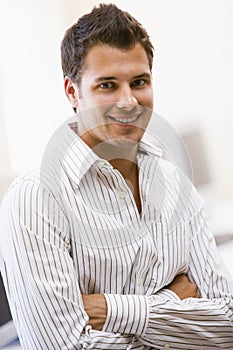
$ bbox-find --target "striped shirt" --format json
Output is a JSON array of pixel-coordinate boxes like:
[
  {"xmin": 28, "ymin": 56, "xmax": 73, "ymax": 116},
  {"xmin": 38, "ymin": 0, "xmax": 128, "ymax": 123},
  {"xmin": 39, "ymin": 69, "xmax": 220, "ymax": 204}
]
[{"xmin": 0, "ymin": 117, "xmax": 233, "ymax": 350}]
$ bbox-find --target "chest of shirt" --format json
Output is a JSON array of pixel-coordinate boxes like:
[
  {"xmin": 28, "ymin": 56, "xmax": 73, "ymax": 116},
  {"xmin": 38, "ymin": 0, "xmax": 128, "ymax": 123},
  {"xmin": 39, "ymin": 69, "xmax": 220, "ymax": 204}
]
[
  {"xmin": 69, "ymin": 217, "xmax": 190, "ymax": 296},
  {"xmin": 62, "ymin": 159, "xmax": 190, "ymax": 295}
]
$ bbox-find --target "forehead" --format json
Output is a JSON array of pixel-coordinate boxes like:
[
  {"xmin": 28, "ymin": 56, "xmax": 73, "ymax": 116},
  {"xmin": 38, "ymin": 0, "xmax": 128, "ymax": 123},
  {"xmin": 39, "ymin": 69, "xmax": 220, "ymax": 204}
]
[{"xmin": 82, "ymin": 43, "xmax": 151, "ymax": 78}]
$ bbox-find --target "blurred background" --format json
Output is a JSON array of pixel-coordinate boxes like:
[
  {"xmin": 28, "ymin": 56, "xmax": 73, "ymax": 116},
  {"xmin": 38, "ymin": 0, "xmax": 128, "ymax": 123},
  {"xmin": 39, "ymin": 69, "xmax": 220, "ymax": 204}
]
[{"xmin": 0, "ymin": 0, "xmax": 233, "ymax": 348}]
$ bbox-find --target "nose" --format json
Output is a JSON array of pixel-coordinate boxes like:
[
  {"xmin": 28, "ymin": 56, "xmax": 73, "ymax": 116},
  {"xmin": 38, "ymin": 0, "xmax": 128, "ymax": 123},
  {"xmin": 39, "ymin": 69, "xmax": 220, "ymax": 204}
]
[{"xmin": 116, "ymin": 85, "xmax": 138, "ymax": 110}]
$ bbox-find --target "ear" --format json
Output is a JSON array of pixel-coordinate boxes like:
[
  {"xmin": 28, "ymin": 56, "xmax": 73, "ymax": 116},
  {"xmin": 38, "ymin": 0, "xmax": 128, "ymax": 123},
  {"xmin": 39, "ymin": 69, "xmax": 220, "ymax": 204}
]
[{"xmin": 64, "ymin": 76, "xmax": 79, "ymax": 109}]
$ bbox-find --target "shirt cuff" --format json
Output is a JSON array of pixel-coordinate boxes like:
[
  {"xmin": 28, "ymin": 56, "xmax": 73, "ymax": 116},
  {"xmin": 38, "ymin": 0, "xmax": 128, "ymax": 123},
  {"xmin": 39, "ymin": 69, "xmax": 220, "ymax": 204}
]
[{"xmin": 102, "ymin": 294, "xmax": 148, "ymax": 336}]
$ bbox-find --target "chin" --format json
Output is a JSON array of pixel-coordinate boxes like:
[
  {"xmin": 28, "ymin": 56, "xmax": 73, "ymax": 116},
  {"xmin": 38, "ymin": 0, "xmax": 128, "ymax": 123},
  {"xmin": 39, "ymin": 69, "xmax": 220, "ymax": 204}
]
[{"xmin": 109, "ymin": 134, "xmax": 143, "ymax": 148}]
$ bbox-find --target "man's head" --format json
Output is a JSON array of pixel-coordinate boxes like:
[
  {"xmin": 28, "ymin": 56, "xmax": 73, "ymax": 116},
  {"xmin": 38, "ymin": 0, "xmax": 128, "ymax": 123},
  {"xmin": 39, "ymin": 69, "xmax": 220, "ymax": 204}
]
[
  {"xmin": 61, "ymin": 4, "xmax": 154, "ymax": 152},
  {"xmin": 61, "ymin": 3, "xmax": 154, "ymax": 85}
]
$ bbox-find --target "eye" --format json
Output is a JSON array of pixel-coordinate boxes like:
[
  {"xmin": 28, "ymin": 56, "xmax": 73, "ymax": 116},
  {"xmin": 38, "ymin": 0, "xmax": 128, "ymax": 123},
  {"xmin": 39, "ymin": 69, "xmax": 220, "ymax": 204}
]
[
  {"xmin": 99, "ymin": 82, "xmax": 115, "ymax": 89},
  {"xmin": 131, "ymin": 79, "xmax": 146, "ymax": 88}
]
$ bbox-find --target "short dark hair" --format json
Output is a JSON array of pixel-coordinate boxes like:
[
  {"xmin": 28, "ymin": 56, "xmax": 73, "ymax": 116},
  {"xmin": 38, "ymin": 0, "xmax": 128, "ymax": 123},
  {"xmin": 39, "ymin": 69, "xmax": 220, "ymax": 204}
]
[{"xmin": 61, "ymin": 3, "xmax": 154, "ymax": 84}]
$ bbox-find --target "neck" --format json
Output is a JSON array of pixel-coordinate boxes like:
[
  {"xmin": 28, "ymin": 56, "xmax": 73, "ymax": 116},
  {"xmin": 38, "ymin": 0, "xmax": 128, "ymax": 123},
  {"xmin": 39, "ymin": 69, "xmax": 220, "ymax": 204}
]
[
  {"xmin": 92, "ymin": 140, "xmax": 139, "ymax": 178},
  {"xmin": 110, "ymin": 157, "xmax": 138, "ymax": 179},
  {"xmin": 92, "ymin": 138, "xmax": 142, "ymax": 214}
]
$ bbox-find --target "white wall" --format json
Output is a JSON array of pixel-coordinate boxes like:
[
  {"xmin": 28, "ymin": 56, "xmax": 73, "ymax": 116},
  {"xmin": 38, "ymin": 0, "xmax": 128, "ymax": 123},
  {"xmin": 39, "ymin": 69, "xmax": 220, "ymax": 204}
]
[
  {"xmin": 0, "ymin": 1, "xmax": 73, "ymax": 177},
  {"xmin": 0, "ymin": 0, "xmax": 233, "ymax": 202}
]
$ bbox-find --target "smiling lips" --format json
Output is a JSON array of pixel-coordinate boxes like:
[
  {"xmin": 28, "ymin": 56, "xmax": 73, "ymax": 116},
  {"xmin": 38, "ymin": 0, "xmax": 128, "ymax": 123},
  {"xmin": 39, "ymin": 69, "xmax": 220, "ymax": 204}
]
[{"xmin": 108, "ymin": 114, "xmax": 140, "ymax": 125}]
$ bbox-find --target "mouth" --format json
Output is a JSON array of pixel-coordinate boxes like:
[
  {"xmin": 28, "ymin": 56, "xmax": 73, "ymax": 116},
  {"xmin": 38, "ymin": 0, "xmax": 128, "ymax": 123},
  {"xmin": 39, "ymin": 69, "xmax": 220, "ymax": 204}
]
[{"xmin": 108, "ymin": 114, "xmax": 140, "ymax": 125}]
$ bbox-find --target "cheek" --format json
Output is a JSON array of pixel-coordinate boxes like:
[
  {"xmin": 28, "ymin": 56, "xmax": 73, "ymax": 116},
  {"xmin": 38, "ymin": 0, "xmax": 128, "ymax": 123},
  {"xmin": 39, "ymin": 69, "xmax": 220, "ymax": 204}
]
[
  {"xmin": 96, "ymin": 95, "xmax": 117, "ymax": 106},
  {"xmin": 136, "ymin": 89, "xmax": 153, "ymax": 107}
]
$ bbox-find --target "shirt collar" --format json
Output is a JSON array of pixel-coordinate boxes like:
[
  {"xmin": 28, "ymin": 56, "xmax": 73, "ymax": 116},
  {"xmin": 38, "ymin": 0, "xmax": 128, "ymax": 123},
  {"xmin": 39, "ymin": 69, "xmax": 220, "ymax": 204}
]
[
  {"xmin": 57, "ymin": 117, "xmax": 99, "ymax": 186},
  {"xmin": 50, "ymin": 116, "xmax": 162, "ymax": 187},
  {"xmin": 139, "ymin": 130, "xmax": 163, "ymax": 158}
]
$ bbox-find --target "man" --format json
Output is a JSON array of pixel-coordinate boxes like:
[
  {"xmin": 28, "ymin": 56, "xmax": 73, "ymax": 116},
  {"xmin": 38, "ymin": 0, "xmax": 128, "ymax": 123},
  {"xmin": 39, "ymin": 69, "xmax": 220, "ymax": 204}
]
[{"xmin": 0, "ymin": 3, "xmax": 233, "ymax": 349}]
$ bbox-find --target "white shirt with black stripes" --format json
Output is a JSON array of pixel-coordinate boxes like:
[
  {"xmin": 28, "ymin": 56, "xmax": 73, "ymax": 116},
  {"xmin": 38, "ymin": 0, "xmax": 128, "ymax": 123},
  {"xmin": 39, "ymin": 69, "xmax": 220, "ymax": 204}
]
[{"xmin": 0, "ymin": 119, "xmax": 233, "ymax": 350}]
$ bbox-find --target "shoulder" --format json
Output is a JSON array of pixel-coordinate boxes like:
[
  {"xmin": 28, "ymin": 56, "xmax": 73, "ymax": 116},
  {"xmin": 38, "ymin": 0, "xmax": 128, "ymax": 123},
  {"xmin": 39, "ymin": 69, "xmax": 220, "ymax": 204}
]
[
  {"xmin": 1, "ymin": 170, "xmax": 40, "ymax": 201},
  {"xmin": 0, "ymin": 169, "xmax": 66, "ymax": 221}
]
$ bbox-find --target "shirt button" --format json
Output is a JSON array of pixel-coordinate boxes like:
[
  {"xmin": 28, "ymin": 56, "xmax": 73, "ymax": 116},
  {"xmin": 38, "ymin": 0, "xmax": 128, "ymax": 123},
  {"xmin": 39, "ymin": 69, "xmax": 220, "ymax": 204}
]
[
  {"xmin": 98, "ymin": 160, "xmax": 108, "ymax": 168},
  {"xmin": 118, "ymin": 190, "xmax": 126, "ymax": 199},
  {"xmin": 137, "ymin": 276, "xmax": 142, "ymax": 286},
  {"xmin": 164, "ymin": 344, "xmax": 170, "ymax": 349}
]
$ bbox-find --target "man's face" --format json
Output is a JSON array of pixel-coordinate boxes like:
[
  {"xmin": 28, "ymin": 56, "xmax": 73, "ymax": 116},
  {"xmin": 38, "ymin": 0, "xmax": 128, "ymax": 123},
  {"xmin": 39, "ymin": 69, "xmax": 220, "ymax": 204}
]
[{"xmin": 66, "ymin": 43, "xmax": 154, "ymax": 150}]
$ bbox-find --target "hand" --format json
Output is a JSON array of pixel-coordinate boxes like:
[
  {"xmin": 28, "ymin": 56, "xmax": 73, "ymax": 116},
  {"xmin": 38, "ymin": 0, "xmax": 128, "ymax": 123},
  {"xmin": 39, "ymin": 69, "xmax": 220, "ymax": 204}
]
[
  {"xmin": 167, "ymin": 274, "xmax": 201, "ymax": 300},
  {"xmin": 82, "ymin": 294, "xmax": 107, "ymax": 330}
]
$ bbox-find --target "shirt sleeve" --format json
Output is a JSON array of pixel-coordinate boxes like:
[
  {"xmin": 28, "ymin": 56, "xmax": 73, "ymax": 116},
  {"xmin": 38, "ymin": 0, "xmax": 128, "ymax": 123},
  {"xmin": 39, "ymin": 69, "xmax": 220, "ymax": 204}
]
[
  {"xmin": 103, "ymin": 205, "xmax": 233, "ymax": 349},
  {"xmin": 0, "ymin": 176, "xmax": 146, "ymax": 350}
]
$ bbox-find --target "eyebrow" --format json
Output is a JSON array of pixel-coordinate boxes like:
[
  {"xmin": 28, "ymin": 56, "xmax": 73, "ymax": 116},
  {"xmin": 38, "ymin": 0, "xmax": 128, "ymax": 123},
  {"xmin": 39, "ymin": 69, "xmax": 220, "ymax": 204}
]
[
  {"xmin": 133, "ymin": 73, "xmax": 151, "ymax": 79},
  {"xmin": 95, "ymin": 77, "xmax": 116, "ymax": 82},
  {"xmin": 94, "ymin": 72, "xmax": 151, "ymax": 83}
]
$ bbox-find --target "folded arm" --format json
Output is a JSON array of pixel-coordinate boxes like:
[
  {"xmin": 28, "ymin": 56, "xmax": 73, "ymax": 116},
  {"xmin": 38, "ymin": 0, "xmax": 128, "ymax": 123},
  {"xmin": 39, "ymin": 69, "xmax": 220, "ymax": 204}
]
[
  {"xmin": 1, "ymin": 178, "xmax": 233, "ymax": 349},
  {"xmin": 84, "ymin": 210, "xmax": 233, "ymax": 349},
  {"xmin": 82, "ymin": 273, "xmax": 201, "ymax": 330}
]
